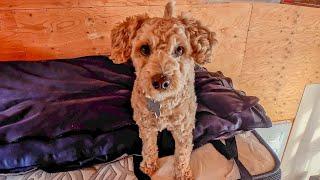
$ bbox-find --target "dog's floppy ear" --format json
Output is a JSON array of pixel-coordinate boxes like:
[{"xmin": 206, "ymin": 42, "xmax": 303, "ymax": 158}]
[
  {"xmin": 179, "ymin": 13, "xmax": 217, "ymax": 65},
  {"xmin": 110, "ymin": 14, "xmax": 149, "ymax": 64}
]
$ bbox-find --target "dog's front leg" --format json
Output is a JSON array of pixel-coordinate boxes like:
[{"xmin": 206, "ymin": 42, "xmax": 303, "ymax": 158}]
[
  {"xmin": 172, "ymin": 127, "xmax": 194, "ymax": 180},
  {"xmin": 139, "ymin": 127, "xmax": 159, "ymax": 176}
]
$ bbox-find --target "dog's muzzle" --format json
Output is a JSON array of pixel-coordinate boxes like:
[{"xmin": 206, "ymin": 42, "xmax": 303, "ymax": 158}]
[{"xmin": 151, "ymin": 74, "xmax": 170, "ymax": 90}]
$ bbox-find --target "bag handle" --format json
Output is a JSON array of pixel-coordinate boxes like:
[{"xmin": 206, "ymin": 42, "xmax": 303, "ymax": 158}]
[{"xmin": 210, "ymin": 137, "xmax": 252, "ymax": 180}]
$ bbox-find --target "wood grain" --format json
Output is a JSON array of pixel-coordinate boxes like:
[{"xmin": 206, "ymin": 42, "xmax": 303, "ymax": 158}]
[
  {"xmin": 79, "ymin": 0, "xmax": 212, "ymax": 7},
  {"xmin": 198, "ymin": 3, "xmax": 252, "ymax": 85},
  {"xmin": 0, "ymin": 2, "xmax": 251, "ymax": 74},
  {"xmin": 0, "ymin": 0, "xmax": 79, "ymax": 9},
  {"xmin": 0, "ymin": 0, "xmax": 214, "ymax": 9},
  {"xmin": 238, "ymin": 3, "xmax": 320, "ymax": 121},
  {"xmin": 0, "ymin": 10, "xmax": 26, "ymax": 60}
]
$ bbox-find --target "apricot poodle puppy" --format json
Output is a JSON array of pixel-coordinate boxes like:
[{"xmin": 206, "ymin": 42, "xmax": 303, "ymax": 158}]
[{"xmin": 110, "ymin": 1, "xmax": 217, "ymax": 179}]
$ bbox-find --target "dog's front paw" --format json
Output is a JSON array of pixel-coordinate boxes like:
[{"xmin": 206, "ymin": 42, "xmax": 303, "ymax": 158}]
[
  {"xmin": 175, "ymin": 167, "xmax": 193, "ymax": 180},
  {"xmin": 140, "ymin": 159, "xmax": 158, "ymax": 176}
]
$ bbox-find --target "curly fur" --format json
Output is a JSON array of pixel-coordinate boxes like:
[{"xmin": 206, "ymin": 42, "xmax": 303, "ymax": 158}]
[{"xmin": 110, "ymin": 2, "xmax": 217, "ymax": 179}]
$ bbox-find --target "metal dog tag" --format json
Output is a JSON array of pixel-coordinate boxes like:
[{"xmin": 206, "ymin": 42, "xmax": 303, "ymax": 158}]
[{"xmin": 146, "ymin": 98, "xmax": 161, "ymax": 118}]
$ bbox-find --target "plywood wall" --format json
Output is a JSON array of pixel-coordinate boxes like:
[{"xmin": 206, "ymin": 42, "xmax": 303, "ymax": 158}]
[
  {"xmin": 0, "ymin": 1, "xmax": 319, "ymax": 122},
  {"xmin": 238, "ymin": 3, "xmax": 320, "ymax": 121}
]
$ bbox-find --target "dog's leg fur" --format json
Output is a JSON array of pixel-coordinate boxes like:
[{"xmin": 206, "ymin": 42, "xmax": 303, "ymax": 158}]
[
  {"xmin": 172, "ymin": 126, "xmax": 194, "ymax": 180},
  {"xmin": 139, "ymin": 126, "xmax": 159, "ymax": 176}
]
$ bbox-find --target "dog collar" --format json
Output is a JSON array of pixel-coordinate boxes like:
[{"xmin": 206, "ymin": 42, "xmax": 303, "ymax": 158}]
[{"xmin": 146, "ymin": 98, "xmax": 161, "ymax": 118}]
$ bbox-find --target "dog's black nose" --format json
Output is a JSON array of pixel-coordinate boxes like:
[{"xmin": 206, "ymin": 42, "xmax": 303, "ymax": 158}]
[{"xmin": 151, "ymin": 74, "xmax": 170, "ymax": 90}]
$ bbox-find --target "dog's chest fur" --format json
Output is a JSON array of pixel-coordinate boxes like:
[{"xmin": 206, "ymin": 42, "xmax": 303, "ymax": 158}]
[{"xmin": 131, "ymin": 78, "xmax": 197, "ymax": 131}]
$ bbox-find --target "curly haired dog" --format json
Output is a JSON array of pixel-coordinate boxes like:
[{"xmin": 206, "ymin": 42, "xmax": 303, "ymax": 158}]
[{"xmin": 110, "ymin": 1, "xmax": 216, "ymax": 179}]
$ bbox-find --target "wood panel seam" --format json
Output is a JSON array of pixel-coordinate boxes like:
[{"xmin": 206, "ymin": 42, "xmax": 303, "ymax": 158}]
[{"xmin": 239, "ymin": 3, "xmax": 254, "ymax": 83}]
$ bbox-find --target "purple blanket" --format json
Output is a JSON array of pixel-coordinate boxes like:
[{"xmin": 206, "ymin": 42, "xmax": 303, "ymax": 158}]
[{"xmin": 0, "ymin": 56, "xmax": 271, "ymax": 173}]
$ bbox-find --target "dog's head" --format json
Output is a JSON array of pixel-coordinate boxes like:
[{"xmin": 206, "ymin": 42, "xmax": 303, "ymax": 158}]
[{"xmin": 111, "ymin": 1, "xmax": 217, "ymax": 101}]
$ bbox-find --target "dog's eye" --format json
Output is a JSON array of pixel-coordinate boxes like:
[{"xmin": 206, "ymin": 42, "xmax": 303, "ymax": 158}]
[
  {"xmin": 140, "ymin": 45, "xmax": 151, "ymax": 56},
  {"xmin": 173, "ymin": 46, "xmax": 184, "ymax": 57}
]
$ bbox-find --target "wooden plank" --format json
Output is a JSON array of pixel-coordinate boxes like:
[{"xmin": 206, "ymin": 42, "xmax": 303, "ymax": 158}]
[
  {"xmin": 0, "ymin": 0, "xmax": 79, "ymax": 9},
  {"xmin": 0, "ymin": 0, "xmax": 216, "ymax": 10},
  {"xmin": 198, "ymin": 3, "xmax": 252, "ymax": 85},
  {"xmin": 277, "ymin": 5, "xmax": 320, "ymax": 121},
  {"xmin": 0, "ymin": 10, "xmax": 26, "ymax": 60},
  {"xmin": 79, "ymin": 0, "xmax": 212, "ymax": 7},
  {"xmin": 239, "ymin": 3, "xmax": 301, "ymax": 121},
  {"xmin": 13, "ymin": 8, "xmax": 97, "ymax": 60},
  {"xmin": 238, "ymin": 3, "xmax": 320, "ymax": 122},
  {"xmin": 0, "ymin": 2, "xmax": 251, "ymax": 69}
]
